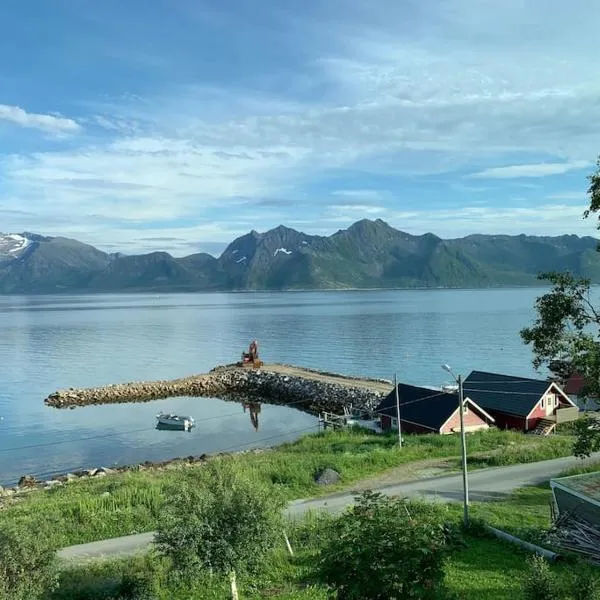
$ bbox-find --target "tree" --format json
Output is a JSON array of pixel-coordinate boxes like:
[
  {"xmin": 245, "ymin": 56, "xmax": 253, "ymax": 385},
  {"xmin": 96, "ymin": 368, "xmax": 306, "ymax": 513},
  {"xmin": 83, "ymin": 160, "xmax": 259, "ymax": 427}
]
[
  {"xmin": 316, "ymin": 491, "xmax": 459, "ymax": 600},
  {"xmin": 520, "ymin": 157, "xmax": 600, "ymax": 457},
  {"xmin": 0, "ymin": 521, "xmax": 58, "ymax": 600},
  {"xmin": 154, "ymin": 462, "xmax": 286, "ymax": 599}
]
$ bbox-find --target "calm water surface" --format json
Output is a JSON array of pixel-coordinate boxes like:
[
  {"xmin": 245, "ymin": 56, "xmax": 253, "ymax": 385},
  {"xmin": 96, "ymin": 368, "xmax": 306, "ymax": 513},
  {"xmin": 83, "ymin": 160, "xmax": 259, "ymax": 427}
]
[{"xmin": 0, "ymin": 289, "xmax": 553, "ymax": 484}]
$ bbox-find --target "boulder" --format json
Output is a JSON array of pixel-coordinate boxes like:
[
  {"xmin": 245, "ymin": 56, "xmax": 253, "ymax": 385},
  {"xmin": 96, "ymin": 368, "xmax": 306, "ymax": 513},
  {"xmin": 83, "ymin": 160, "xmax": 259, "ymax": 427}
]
[
  {"xmin": 314, "ymin": 468, "xmax": 341, "ymax": 486},
  {"xmin": 17, "ymin": 474, "xmax": 38, "ymax": 488}
]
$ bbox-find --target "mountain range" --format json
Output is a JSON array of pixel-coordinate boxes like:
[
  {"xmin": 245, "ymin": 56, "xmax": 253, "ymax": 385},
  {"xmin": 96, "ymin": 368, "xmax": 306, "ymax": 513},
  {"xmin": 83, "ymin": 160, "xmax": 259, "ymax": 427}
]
[{"xmin": 1, "ymin": 219, "xmax": 599, "ymax": 294}]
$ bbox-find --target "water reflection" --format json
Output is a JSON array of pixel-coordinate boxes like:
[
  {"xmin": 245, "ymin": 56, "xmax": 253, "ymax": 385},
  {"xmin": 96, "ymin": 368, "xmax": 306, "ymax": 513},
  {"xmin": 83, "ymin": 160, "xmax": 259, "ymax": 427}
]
[{"xmin": 243, "ymin": 402, "xmax": 262, "ymax": 431}]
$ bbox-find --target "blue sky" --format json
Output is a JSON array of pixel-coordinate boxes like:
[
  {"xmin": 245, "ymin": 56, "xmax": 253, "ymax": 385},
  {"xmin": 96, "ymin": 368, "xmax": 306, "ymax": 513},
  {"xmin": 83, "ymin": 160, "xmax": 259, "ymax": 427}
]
[{"xmin": 1, "ymin": 0, "xmax": 600, "ymax": 256}]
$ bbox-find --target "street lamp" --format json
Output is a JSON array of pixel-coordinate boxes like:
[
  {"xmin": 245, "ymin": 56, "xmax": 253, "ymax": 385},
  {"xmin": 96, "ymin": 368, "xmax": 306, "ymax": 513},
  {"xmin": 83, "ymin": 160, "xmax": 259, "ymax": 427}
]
[{"xmin": 442, "ymin": 363, "xmax": 469, "ymax": 527}]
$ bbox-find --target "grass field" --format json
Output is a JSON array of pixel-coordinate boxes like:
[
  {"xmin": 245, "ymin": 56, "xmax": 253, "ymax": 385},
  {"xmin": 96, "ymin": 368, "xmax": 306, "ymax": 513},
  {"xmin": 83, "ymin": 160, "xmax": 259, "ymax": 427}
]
[
  {"xmin": 52, "ymin": 462, "xmax": 600, "ymax": 600},
  {"xmin": 0, "ymin": 428, "xmax": 576, "ymax": 548}
]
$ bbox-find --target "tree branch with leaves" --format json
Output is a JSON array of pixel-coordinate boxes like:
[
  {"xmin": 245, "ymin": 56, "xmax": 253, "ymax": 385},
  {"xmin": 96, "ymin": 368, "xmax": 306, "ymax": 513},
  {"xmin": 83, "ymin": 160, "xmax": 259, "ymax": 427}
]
[{"xmin": 520, "ymin": 158, "xmax": 600, "ymax": 458}]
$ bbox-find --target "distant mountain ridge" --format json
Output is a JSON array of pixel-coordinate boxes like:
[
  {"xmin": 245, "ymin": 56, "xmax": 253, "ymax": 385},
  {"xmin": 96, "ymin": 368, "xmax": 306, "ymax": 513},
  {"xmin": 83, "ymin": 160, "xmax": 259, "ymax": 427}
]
[{"xmin": 1, "ymin": 219, "xmax": 599, "ymax": 294}]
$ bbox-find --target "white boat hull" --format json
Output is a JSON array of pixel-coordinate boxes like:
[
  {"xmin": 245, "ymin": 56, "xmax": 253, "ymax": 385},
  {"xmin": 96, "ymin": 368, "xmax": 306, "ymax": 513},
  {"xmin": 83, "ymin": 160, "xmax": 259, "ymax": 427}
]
[{"xmin": 156, "ymin": 414, "xmax": 195, "ymax": 430}]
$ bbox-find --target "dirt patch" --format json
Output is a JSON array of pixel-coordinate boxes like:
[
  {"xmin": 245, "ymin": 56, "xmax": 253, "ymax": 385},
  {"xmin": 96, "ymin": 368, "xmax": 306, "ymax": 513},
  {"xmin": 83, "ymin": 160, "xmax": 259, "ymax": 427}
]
[
  {"xmin": 263, "ymin": 363, "xmax": 393, "ymax": 394},
  {"xmin": 339, "ymin": 458, "xmax": 460, "ymax": 493}
]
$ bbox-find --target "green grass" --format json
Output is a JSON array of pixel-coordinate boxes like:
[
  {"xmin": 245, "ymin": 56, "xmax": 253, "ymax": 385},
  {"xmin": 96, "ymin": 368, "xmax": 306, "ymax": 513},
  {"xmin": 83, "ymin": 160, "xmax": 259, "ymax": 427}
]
[
  {"xmin": 49, "ymin": 461, "xmax": 600, "ymax": 598},
  {"xmin": 0, "ymin": 428, "xmax": 576, "ymax": 547},
  {"xmin": 52, "ymin": 500, "xmax": 597, "ymax": 600}
]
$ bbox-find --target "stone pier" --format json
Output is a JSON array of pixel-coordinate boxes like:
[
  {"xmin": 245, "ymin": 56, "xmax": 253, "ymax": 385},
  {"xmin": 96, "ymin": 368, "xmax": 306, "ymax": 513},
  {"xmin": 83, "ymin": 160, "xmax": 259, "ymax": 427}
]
[{"xmin": 44, "ymin": 363, "xmax": 393, "ymax": 415}]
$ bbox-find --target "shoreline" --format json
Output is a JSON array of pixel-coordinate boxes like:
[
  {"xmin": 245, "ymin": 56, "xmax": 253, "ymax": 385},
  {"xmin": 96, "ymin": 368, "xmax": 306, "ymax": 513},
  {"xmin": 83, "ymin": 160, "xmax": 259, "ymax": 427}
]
[
  {"xmin": 1, "ymin": 283, "xmax": 559, "ymax": 298},
  {"xmin": 0, "ymin": 446, "xmax": 275, "ymax": 503}
]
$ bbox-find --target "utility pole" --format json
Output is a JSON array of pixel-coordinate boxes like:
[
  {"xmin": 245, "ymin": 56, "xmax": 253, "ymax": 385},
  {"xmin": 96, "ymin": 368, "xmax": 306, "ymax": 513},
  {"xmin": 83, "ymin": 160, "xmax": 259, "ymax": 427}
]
[
  {"xmin": 394, "ymin": 372, "xmax": 402, "ymax": 448},
  {"xmin": 442, "ymin": 364, "xmax": 469, "ymax": 528},
  {"xmin": 457, "ymin": 373, "xmax": 469, "ymax": 527}
]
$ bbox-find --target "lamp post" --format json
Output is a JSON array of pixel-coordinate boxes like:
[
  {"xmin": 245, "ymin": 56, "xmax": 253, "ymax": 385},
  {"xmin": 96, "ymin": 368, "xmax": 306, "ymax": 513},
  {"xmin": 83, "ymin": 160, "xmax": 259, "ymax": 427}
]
[{"xmin": 442, "ymin": 363, "xmax": 469, "ymax": 527}]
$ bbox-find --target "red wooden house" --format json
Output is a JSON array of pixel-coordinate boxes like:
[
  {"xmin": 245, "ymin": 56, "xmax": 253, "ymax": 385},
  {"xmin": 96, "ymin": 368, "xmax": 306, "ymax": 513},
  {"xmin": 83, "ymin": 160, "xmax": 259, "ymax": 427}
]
[
  {"xmin": 377, "ymin": 382, "xmax": 494, "ymax": 435},
  {"xmin": 463, "ymin": 371, "xmax": 578, "ymax": 432}
]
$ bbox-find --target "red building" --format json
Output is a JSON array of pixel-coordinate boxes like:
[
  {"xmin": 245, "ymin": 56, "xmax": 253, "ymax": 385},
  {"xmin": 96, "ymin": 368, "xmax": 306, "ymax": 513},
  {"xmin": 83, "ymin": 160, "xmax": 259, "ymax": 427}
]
[
  {"xmin": 463, "ymin": 371, "xmax": 578, "ymax": 432},
  {"xmin": 377, "ymin": 382, "xmax": 494, "ymax": 435}
]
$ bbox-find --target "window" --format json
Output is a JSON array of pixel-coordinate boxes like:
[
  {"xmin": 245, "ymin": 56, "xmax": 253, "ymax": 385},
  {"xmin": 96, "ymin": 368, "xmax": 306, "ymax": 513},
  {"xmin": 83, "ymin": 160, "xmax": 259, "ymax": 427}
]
[
  {"xmin": 463, "ymin": 404, "xmax": 468, "ymax": 414},
  {"xmin": 541, "ymin": 397, "xmax": 545, "ymax": 408},
  {"xmin": 391, "ymin": 418, "xmax": 398, "ymax": 428}
]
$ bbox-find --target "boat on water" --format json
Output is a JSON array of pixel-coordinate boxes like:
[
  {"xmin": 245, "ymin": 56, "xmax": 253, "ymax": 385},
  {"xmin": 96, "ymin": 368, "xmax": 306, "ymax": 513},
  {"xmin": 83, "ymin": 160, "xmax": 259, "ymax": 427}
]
[{"xmin": 156, "ymin": 413, "xmax": 195, "ymax": 430}]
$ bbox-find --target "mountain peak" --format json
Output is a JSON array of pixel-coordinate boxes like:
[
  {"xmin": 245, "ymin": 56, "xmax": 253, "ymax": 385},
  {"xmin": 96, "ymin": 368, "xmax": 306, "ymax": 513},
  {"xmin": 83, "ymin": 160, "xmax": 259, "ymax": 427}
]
[{"xmin": 0, "ymin": 233, "xmax": 34, "ymax": 259}]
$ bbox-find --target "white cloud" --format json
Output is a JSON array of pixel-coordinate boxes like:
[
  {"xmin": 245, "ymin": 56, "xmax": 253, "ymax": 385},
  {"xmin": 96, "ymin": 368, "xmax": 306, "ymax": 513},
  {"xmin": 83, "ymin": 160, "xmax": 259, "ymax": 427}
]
[
  {"xmin": 0, "ymin": 104, "xmax": 81, "ymax": 134},
  {"xmin": 468, "ymin": 161, "xmax": 591, "ymax": 180},
  {"xmin": 2, "ymin": 0, "xmax": 600, "ymax": 250},
  {"xmin": 329, "ymin": 204, "xmax": 386, "ymax": 214},
  {"xmin": 383, "ymin": 204, "xmax": 597, "ymax": 239}
]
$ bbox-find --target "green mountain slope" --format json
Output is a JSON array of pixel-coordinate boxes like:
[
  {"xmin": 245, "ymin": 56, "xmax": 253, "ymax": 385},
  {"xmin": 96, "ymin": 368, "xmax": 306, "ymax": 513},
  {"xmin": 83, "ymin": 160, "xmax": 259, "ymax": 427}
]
[{"xmin": 0, "ymin": 220, "xmax": 598, "ymax": 293}]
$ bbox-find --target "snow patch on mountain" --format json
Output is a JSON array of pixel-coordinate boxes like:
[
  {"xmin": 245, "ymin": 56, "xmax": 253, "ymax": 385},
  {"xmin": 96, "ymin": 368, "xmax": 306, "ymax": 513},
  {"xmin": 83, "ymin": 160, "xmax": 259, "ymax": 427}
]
[
  {"xmin": 0, "ymin": 233, "xmax": 32, "ymax": 258},
  {"xmin": 236, "ymin": 256, "xmax": 247, "ymax": 263},
  {"xmin": 274, "ymin": 247, "xmax": 292, "ymax": 257}
]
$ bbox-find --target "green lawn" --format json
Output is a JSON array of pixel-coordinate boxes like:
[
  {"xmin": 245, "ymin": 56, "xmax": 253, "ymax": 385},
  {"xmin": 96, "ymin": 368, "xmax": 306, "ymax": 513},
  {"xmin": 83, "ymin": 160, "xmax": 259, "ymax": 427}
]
[
  {"xmin": 47, "ymin": 459, "xmax": 600, "ymax": 599},
  {"xmin": 0, "ymin": 428, "xmax": 576, "ymax": 547},
  {"xmin": 53, "ymin": 479, "xmax": 600, "ymax": 600}
]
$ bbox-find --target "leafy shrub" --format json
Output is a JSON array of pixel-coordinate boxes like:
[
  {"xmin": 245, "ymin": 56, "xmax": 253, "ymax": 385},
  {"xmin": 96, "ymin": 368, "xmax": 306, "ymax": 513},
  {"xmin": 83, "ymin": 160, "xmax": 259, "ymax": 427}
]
[
  {"xmin": 571, "ymin": 567, "xmax": 600, "ymax": 600},
  {"xmin": 118, "ymin": 570, "xmax": 158, "ymax": 600},
  {"xmin": 0, "ymin": 520, "xmax": 58, "ymax": 600},
  {"xmin": 522, "ymin": 555, "xmax": 561, "ymax": 600},
  {"xmin": 154, "ymin": 462, "xmax": 286, "ymax": 579},
  {"xmin": 316, "ymin": 491, "xmax": 458, "ymax": 599}
]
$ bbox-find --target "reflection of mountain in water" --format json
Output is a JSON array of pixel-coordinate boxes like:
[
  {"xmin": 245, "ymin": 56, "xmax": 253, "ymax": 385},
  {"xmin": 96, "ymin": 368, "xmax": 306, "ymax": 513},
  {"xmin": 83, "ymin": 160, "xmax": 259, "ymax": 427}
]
[{"xmin": 243, "ymin": 402, "xmax": 261, "ymax": 431}]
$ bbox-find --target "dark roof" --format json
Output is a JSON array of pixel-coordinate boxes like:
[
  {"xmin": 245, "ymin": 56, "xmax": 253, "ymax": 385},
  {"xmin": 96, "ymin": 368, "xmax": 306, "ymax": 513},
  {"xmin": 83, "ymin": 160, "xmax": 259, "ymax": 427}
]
[
  {"xmin": 376, "ymin": 383, "xmax": 465, "ymax": 431},
  {"xmin": 463, "ymin": 370, "xmax": 551, "ymax": 418}
]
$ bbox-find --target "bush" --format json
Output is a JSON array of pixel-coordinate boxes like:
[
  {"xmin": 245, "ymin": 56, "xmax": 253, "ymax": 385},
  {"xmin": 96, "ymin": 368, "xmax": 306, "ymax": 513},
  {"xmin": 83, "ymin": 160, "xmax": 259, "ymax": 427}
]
[
  {"xmin": 571, "ymin": 567, "xmax": 600, "ymax": 600},
  {"xmin": 316, "ymin": 491, "xmax": 458, "ymax": 599},
  {"xmin": 522, "ymin": 555, "xmax": 561, "ymax": 600},
  {"xmin": 154, "ymin": 462, "xmax": 286, "ymax": 581},
  {"xmin": 0, "ymin": 521, "xmax": 58, "ymax": 600},
  {"xmin": 118, "ymin": 566, "xmax": 160, "ymax": 600}
]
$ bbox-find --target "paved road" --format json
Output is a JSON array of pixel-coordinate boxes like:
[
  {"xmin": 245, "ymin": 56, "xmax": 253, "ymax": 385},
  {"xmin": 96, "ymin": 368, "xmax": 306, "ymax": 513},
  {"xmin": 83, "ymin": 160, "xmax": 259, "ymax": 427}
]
[{"xmin": 57, "ymin": 452, "xmax": 600, "ymax": 562}]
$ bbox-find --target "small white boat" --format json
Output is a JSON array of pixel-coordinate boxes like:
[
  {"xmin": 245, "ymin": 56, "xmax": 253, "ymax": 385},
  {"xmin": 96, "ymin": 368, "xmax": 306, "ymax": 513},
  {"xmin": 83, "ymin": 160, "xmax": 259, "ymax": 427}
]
[{"xmin": 156, "ymin": 413, "xmax": 195, "ymax": 430}]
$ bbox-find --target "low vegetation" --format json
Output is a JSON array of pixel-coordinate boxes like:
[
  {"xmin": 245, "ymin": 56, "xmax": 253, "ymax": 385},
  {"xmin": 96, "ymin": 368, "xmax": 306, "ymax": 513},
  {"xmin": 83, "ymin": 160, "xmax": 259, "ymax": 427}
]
[
  {"xmin": 47, "ymin": 472, "xmax": 600, "ymax": 600},
  {"xmin": 0, "ymin": 428, "xmax": 576, "ymax": 547},
  {"xmin": 2, "ymin": 456, "xmax": 599, "ymax": 599}
]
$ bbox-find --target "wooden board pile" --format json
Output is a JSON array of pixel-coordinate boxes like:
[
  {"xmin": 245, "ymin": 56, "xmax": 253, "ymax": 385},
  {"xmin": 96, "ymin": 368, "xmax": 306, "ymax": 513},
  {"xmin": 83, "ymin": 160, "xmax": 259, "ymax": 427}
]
[{"xmin": 546, "ymin": 510, "xmax": 600, "ymax": 565}]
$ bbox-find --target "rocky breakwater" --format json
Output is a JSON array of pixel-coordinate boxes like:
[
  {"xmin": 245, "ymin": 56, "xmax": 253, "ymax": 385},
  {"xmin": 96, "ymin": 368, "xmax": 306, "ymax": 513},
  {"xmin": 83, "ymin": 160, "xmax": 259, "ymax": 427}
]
[{"xmin": 44, "ymin": 364, "xmax": 388, "ymax": 415}]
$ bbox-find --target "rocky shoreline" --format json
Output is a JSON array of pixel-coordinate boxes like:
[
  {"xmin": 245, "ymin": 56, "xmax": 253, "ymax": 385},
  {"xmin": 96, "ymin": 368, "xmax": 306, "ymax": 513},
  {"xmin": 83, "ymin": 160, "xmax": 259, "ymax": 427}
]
[
  {"xmin": 0, "ymin": 448, "xmax": 268, "ymax": 508},
  {"xmin": 0, "ymin": 364, "xmax": 392, "ymax": 506},
  {"xmin": 44, "ymin": 363, "xmax": 389, "ymax": 416}
]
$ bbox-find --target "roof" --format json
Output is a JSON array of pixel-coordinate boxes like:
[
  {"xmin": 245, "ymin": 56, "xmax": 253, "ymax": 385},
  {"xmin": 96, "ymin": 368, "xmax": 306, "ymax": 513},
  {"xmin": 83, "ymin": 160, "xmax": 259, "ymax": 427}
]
[
  {"xmin": 552, "ymin": 471, "xmax": 600, "ymax": 503},
  {"xmin": 376, "ymin": 383, "xmax": 490, "ymax": 432},
  {"xmin": 463, "ymin": 370, "xmax": 552, "ymax": 418}
]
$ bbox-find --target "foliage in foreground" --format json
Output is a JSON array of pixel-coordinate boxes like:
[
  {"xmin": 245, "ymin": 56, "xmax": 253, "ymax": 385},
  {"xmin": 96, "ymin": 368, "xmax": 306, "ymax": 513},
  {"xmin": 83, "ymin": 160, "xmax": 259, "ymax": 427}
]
[
  {"xmin": 48, "ymin": 481, "xmax": 600, "ymax": 599},
  {"xmin": 317, "ymin": 491, "xmax": 460, "ymax": 599},
  {"xmin": 154, "ymin": 462, "xmax": 286, "ymax": 582},
  {"xmin": 522, "ymin": 554, "xmax": 600, "ymax": 600},
  {"xmin": 0, "ymin": 521, "xmax": 58, "ymax": 600},
  {"xmin": 520, "ymin": 157, "xmax": 600, "ymax": 457}
]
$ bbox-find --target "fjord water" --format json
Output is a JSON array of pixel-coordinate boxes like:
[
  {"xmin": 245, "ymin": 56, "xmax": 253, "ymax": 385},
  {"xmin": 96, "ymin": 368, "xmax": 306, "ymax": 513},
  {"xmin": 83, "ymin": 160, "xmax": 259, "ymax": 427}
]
[{"xmin": 0, "ymin": 289, "xmax": 549, "ymax": 485}]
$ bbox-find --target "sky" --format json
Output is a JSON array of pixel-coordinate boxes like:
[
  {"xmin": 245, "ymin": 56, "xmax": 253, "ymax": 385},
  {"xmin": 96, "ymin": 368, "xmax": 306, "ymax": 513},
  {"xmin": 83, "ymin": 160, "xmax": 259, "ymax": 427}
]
[{"xmin": 1, "ymin": 0, "xmax": 600, "ymax": 257}]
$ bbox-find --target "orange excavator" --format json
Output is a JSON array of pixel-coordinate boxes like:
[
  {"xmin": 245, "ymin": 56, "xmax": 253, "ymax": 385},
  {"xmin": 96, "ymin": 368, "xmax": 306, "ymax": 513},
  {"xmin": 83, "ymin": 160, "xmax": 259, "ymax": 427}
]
[{"xmin": 239, "ymin": 339, "xmax": 264, "ymax": 368}]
